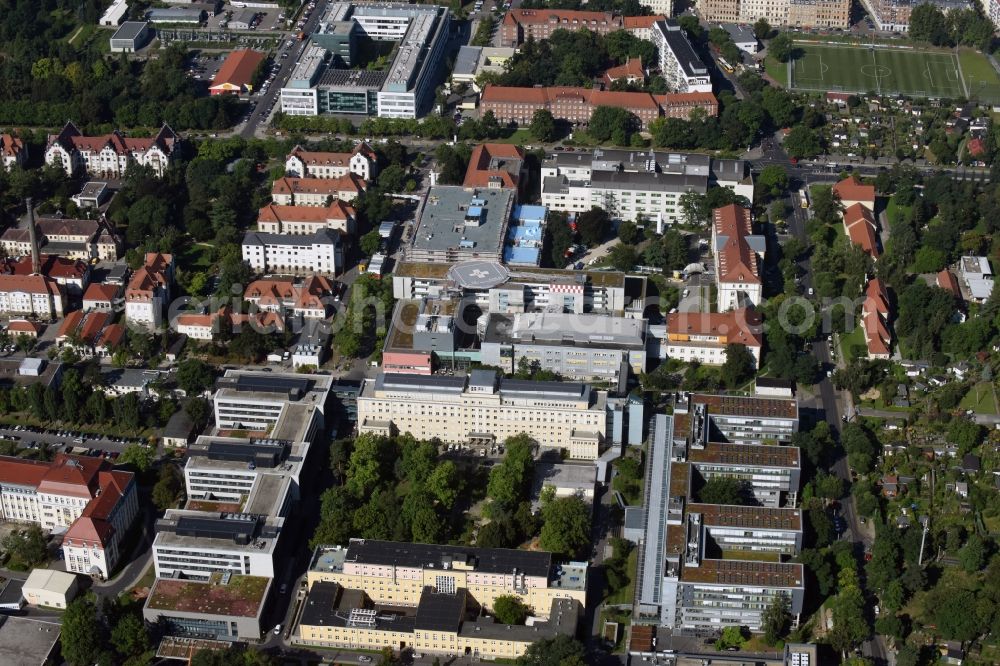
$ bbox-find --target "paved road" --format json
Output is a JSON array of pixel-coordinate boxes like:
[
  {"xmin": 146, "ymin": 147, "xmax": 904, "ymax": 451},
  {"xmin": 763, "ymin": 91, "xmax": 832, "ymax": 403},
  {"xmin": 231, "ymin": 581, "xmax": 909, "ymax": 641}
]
[
  {"xmin": 239, "ymin": 0, "xmax": 330, "ymax": 138},
  {"xmin": 783, "ymin": 151, "xmax": 890, "ymax": 665}
]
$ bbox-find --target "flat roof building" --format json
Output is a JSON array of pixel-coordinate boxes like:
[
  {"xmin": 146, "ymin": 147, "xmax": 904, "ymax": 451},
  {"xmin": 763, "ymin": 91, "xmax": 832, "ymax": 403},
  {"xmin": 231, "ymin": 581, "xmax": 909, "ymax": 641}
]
[
  {"xmin": 21, "ymin": 569, "xmax": 79, "ymax": 609},
  {"xmin": 297, "ymin": 582, "xmax": 581, "ymax": 660},
  {"xmin": 392, "ymin": 260, "xmax": 648, "ymax": 319},
  {"xmin": 405, "ymin": 187, "xmax": 516, "ymax": 264},
  {"xmin": 109, "ymin": 21, "xmax": 150, "ymax": 52},
  {"xmin": 0, "ymin": 617, "xmax": 61, "ymax": 665},
  {"xmin": 479, "ymin": 311, "xmax": 647, "ymax": 381},
  {"xmin": 281, "ymin": 2, "xmax": 451, "ymax": 119},
  {"xmin": 357, "ymin": 370, "xmax": 608, "ymax": 459},
  {"xmin": 634, "ymin": 413, "xmax": 804, "ymax": 634},
  {"xmin": 307, "ymin": 540, "xmax": 587, "ymax": 617},
  {"xmin": 143, "ymin": 574, "xmax": 271, "ymax": 641},
  {"xmin": 652, "ymin": 20, "xmax": 713, "ymax": 93},
  {"xmin": 541, "ymin": 148, "xmax": 752, "ymax": 225}
]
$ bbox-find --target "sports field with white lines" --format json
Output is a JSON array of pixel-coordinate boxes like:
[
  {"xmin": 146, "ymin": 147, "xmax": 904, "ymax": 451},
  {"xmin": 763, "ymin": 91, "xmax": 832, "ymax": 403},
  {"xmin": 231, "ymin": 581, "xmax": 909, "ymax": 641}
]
[{"xmin": 789, "ymin": 42, "xmax": 967, "ymax": 99}]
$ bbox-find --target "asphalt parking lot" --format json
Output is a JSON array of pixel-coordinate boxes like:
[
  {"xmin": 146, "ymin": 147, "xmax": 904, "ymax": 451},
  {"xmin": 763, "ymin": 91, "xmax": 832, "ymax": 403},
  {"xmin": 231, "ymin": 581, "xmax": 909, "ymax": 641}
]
[
  {"xmin": 187, "ymin": 52, "xmax": 225, "ymax": 82},
  {"xmin": 215, "ymin": 5, "xmax": 289, "ymax": 32}
]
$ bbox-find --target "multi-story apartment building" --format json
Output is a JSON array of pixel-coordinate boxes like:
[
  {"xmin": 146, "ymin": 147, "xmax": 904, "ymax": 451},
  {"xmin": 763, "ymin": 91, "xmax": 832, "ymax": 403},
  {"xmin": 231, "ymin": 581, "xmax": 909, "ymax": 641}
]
[
  {"xmin": 500, "ymin": 9, "xmax": 623, "ymax": 46},
  {"xmin": 307, "ymin": 540, "xmax": 587, "ymax": 615},
  {"xmin": 44, "ymin": 122, "xmax": 179, "ymax": 178},
  {"xmin": 1, "ymin": 134, "xmax": 26, "ymax": 171},
  {"xmin": 860, "ymin": 0, "xmax": 972, "ymax": 31},
  {"xmin": 479, "ymin": 311, "xmax": 647, "ymax": 381},
  {"xmin": 698, "ymin": 0, "xmax": 851, "ymax": 27},
  {"xmin": 285, "ymin": 142, "xmax": 378, "ymax": 181},
  {"xmin": 271, "ymin": 175, "xmax": 367, "ymax": 206},
  {"xmin": 0, "ymin": 454, "xmax": 138, "ymax": 579},
  {"xmin": 982, "ymin": 0, "xmax": 1000, "ymax": 29},
  {"xmin": 785, "ymin": 0, "xmax": 852, "ymax": 27},
  {"xmin": 664, "ymin": 309, "xmax": 764, "ymax": 368},
  {"xmin": 1, "ymin": 216, "xmax": 121, "ymax": 262},
  {"xmin": 0, "ymin": 274, "xmax": 66, "ymax": 319},
  {"xmin": 712, "ymin": 204, "xmax": 763, "ymax": 311},
  {"xmin": 651, "ymin": 21, "xmax": 713, "ymax": 93},
  {"xmin": 635, "ymin": 413, "xmax": 804, "ymax": 633},
  {"xmin": 392, "ymin": 261, "xmax": 649, "ymax": 319},
  {"xmin": 124, "ymin": 252, "xmax": 173, "ymax": 328},
  {"xmin": 541, "ymin": 149, "xmax": 752, "ymax": 224},
  {"xmin": 623, "ymin": 14, "xmax": 670, "ymax": 39},
  {"xmin": 242, "ymin": 228, "xmax": 344, "ymax": 275},
  {"xmin": 256, "ymin": 200, "xmax": 357, "ymax": 235},
  {"xmin": 481, "ymin": 86, "xmax": 717, "ymax": 130},
  {"xmin": 357, "ymin": 370, "xmax": 608, "ymax": 459}
]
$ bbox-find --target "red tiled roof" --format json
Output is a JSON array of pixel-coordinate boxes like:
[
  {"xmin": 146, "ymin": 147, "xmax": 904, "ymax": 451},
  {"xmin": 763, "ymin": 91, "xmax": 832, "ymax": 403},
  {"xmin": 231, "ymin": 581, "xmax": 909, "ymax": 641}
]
[
  {"xmin": 5, "ymin": 255, "xmax": 88, "ymax": 281},
  {"xmin": 99, "ymin": 323, "xmax": 125, "ymax": 349},
  {"xmin": 666, "ymin": 308, "xmax": 763, "ymax": 348},
  {"xmin": 713, "ymin": 204, "xmax": 760, "ymax": 285},
  {"xmin": 937, "ymin": 269, "xmax": 961, "ymax": 298},
  {"xmin": 37, "ymin": 454, "xmax": 104, "ymax": 498},
  {"xmin": 0, "ymin": 455, "xmax": 52, "ymax": 487},
  {"xmin": 271, "ymin": 175, "xmax": 366, "ymax": 199},
  {"xmin": 210, "ymin": 49, "xmax": 265, "ymax": 91},
  {"xmin": 604, "ymin": 58, "xmax": 645, "ymax": 83},
  {"xmin": 864, "ymin": 277, "xmax": 890, "ymax": 316},
  {"xmin": 463, "ymin": 143, "xmax": 525, "ymax": 190},
  {"xmin": 833, "ymin": 176, "xmax": 875, "ymax": 207},
  {"xmin": 257, "ymin": 200, "xmax": 355, "ymax": 224},
  {"xmin": 0, "ymin": 273, "xmax": 62, "ymax": 297},
  {"xmin": 7, "ymin": 319, "xmax": 41, "ymax": 335},
  {"xmin": 244, "ymin": 276, "xmax": 334, "ymax": 311},
  {"xmin": 623, "ymin": 15, "xmax": 666, "ymax": 28},
  {"xmin": 505, "ymin": 8, "xmax": 617, "ymax": 25},
  {"xmin": 843, "ymin": 203, "xmax": 880, "ymax": 260},
  {"xmin": 1, "ymin": 134, "xmax": 24, "ymax": 158},
  {"xmin": 83, "ymin": 282, "xmax": 122, "ymax": 303}
]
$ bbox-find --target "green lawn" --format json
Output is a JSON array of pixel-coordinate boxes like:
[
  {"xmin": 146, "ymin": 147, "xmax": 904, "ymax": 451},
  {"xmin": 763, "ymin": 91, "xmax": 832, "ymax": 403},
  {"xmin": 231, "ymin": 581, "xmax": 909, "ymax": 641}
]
[
  {"xmin": 884, "ymin": 195, "xmax": 911, "ymax": 226},
  {"xmin": 957, "ymin": 48, "xmax": 1000, "ymax": 105},
  {"xmin": 764, "ymin": 56, "xmax": 788, "ymax": 87},
  {"xmin": 959, "ymin": 381, "xmax": 999, "ymax": 415},
  {"xmin": 839, "ymin": 324, "xmax": 866, "ymax": 361},
  {"xmin": 177, "ymin": 242, "xmax": 215, "ymax": 271},
  {"xmin": 604, "ymin": 547, "xmax": 638, "ymax": 606},
  {"xmin": 789, "ymin": 42, "xmax": 966, "ymax": 99},
  {"xmin": 493, "ymin": 128, "xmax": 537, "ymax": 146}
]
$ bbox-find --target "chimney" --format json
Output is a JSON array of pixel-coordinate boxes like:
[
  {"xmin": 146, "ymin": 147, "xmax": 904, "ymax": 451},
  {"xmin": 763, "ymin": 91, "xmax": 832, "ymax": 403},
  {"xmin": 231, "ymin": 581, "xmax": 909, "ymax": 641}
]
[{"xmin": 25, "ymin": 198, "xmax": 40, "ymax": 275}]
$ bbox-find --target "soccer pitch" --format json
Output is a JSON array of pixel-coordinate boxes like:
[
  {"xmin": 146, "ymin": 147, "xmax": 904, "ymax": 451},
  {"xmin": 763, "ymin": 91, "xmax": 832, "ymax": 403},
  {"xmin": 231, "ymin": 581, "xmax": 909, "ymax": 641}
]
[{"xmin": 789, "ymin": 43, "xmax": 968, "ymax": 99}]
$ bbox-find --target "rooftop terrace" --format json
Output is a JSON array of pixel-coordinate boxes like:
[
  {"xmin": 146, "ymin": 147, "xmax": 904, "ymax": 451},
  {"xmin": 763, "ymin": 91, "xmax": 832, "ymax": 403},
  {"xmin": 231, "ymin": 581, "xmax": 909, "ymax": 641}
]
[{"xmin": 147, "ymin": 574, "xmax": 269, "ymax": 617}]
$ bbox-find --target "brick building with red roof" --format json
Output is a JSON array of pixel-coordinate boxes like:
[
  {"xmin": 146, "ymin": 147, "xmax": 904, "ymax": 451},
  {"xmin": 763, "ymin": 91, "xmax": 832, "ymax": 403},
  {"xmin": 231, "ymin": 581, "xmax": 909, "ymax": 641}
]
[
  {"xmin": 481, "ymin": 85, "xmax": 717, "ymax": 129},
  {"xmin": 842, "ymin": 203, "xmax": 881, "ymax": 261},
  {"xmin": 861, "ymin": 278, "xmax": 892, "ymax": 359},
  {"xmin": 463, "ymin": 144, "xmax": 526, "ymax": 195},
  {"xmin": 500, "ymin": 9, "xmax": 623, "ymax": 46},
  {"xmin": 0, "ymin": 454, "xmax": 137, "ymax": 579}
]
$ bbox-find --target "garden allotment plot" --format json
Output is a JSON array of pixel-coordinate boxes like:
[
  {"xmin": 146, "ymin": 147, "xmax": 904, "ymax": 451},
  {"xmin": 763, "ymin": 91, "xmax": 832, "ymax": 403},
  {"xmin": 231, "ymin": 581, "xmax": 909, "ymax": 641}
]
[{"xmin": 789, "ymin": 43, "xmax": 967, "ymax": 99}]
